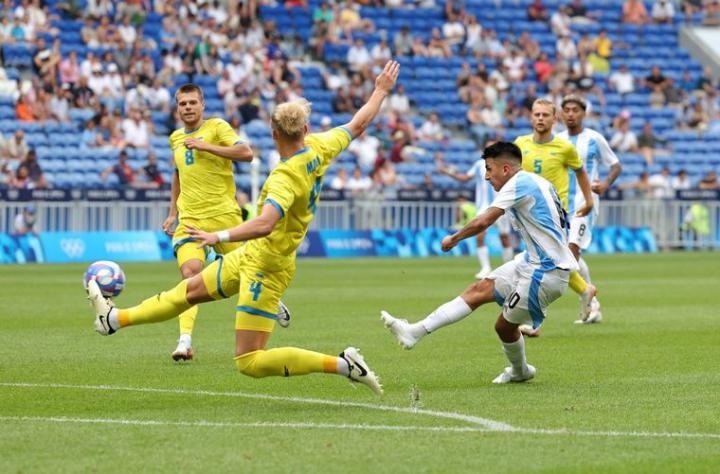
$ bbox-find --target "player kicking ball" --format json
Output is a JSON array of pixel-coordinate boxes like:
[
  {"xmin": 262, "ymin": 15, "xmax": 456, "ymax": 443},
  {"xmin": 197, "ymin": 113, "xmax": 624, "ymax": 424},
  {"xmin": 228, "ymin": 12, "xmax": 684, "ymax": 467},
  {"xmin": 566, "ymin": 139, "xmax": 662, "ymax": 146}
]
[
  {"xmin": 87, "ymin": 60, "xmax": 401, "ymax": 396},
  {"xmin": 381, "ymin": 142, "xmax": 582, "ymax": 383}
]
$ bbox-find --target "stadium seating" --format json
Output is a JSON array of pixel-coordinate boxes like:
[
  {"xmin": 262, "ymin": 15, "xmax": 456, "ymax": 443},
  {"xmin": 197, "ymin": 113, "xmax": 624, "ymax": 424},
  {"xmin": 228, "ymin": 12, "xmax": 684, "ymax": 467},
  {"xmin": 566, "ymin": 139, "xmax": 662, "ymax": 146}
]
[{"xmin": 0, "ymin": 0, "xmax": 718, "ymax": 190}]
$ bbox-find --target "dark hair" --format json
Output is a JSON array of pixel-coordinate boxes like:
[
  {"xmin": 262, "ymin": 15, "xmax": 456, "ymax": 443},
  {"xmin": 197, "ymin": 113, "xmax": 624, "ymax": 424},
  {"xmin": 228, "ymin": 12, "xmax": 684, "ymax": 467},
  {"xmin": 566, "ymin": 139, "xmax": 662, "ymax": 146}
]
[
  {"xmin": 561, "ymin": 94, "xmax": 587, "ymax": 111},
  {"xmin": 482, "ymin": 141, "xmax": 522, "ymax": 163},
  {"xmin": 175, "ymin": 83, "xmax": 204, "ymax": 102}
]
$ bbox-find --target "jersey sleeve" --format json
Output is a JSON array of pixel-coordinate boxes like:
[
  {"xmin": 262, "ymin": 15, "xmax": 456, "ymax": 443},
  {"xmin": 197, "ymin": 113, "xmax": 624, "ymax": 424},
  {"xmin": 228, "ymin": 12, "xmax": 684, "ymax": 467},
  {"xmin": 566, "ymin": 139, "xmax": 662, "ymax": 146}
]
[
  {"xmin": 564, "ymin": 142, "xmax": 583, "ymax": 170},
  {"xmin": 595, "ymin": 133, "xmax": 620, "ymax": 167},
  {"xmin": 306, "ymin": 127, "xmax": 353, "ymax": 165},
  {"xmin": 262, "ymin": 170, "xmax": 297, "ymax": 219},
  {"xmin": 466, "ymin": 161, "xmax": 478, "ymax": 177},
  {"xmin": 214, "ymin": 119, "xmax": 244, "ymax": 146}
]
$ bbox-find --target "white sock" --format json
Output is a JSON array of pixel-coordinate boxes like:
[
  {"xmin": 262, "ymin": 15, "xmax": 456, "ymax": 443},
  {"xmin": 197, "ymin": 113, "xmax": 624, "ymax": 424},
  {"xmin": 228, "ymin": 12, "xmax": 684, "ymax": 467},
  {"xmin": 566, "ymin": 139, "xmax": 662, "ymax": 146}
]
[
  {"xmin": 501, "ymin": 246, "xmax": 514, "ymax": 263},
  {"xmin": 578, "ymin": 257, "xmax": 591, "ymax": 284},
  {"xmin": 108, "ymin": 308, "xmax": 120, "ymax": 331},
  {"xmin": 477, "ymin": 246, "xmax": 491, "ymax": 270},
  {"xmin": 336, "ymin": 357, "xmax": 350, "ymax": 376},
  {"xmin": 179, "ymin": 333, "xmax": 192, "ymax": 346},
  {"xmin": 420, "ymin": 297, "xmax": 473, "ymax": 333},
  {"xmin": 501, "ymin": 336, "xmax": 528, "ymax": 374}
]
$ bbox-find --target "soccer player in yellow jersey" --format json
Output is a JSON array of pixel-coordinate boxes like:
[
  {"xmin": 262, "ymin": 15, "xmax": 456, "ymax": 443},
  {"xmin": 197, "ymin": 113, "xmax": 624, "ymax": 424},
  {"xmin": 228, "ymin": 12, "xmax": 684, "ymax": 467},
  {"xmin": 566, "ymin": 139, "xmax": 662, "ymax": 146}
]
[
  {"xmin": 163, "ymin": 84, "xmax": 289, "ymax": 361},
  {"xmin": 87, "ymin": 61, "xmax": 401, "ymax": 395},
  {"xmin": 513, "ymin": 99, "xmax": 597, "ymax": 330}
]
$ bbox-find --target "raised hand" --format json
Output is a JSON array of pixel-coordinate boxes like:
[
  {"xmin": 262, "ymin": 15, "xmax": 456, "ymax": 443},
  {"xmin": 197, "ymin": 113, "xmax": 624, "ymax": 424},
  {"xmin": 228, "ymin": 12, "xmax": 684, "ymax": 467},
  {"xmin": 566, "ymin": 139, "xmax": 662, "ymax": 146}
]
[{"xmin": 375, "ymin": 60, "xmax": 401, "ymax": 94}]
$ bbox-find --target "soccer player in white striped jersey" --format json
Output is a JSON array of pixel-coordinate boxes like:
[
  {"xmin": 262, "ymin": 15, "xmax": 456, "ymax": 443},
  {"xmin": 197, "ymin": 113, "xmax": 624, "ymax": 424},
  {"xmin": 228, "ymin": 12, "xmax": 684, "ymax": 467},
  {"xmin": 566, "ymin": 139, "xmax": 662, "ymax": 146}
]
[
  {"xmin": 441, "ymin": 157, "xmax": 514, "ymax": 279},
  {"xmin": 381, "ymin": 142, "xmax": 578, "ymax": 383},
  {"xmin": 558, "ymin": 95, "xmax": 622, "ymax": 324}
]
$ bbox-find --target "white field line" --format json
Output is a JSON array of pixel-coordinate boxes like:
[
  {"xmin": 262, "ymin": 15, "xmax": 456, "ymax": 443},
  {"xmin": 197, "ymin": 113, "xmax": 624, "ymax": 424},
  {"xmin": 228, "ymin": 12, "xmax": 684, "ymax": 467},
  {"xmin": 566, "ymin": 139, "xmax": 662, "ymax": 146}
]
[
  {"xmin": 0, "ymin": 416, "xmax": 488, "ymax": 433},
  {"xmin": 2, "ymin": 382, "xmax": 720, "ymax": 440},
  {"xmin": 2, "ymin": 415, "xmax": 720, "ymax": 440},
  {"xmin": 0, "ymin": 382, "xmax": 513, "ymax": 431}
]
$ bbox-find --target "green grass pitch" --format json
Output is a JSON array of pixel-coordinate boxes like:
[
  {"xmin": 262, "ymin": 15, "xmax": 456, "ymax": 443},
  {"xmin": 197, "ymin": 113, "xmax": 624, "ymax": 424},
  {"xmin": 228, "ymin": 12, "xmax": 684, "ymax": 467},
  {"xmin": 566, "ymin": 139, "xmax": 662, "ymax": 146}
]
[{"xmin": 1, "ymin": 252, "xmax": 719, "ymax": 473}]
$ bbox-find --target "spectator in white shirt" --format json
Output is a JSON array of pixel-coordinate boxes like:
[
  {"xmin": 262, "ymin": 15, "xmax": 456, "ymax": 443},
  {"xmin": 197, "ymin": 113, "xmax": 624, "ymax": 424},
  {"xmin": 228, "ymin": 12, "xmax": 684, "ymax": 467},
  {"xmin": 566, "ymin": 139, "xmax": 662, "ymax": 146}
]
[
  {"xmin": 551, "ymin": 5, "xmax": 572, "ymax": 37},
  {"xmin": 387, "ymin": 83, "xmax": 410, "ymax": 115},
  {"xmin": 348, "ymin": 132, "xmax": 381, "ymax": 170},
  {"xmin": 608, "ymin": 64, "xmax": 635, "ymax": 95},
  {"xmin": 346, "ymin": 166, "xmax": 373, "ymax": 196},
  {"xmin": 503, "ymin": 49, "xmax": 527, "ymax": 81},
  {"xmin": 147, "ymin": 78, "xmax": 171, "ymax": 113},
  {"xmin": 330, "ymin": 168, "xmax": 349, "ymax": 190},
  {"xmin": 610, "ymin": 119, "xmax": 639, "ymax": 152},
  {"xmin": 370, "ymin": 38, "xmax": 392, "ymax": 72},
  {"xmin": 651, "ymin": 0, "xmax": 675, "ymax": 24},
  {"xmin": 671, "ymin": 169, "xmax": 691, "ymax": 191},
  {"xmin": 347, "ymin": 38, "xmax": 371, "ymax": 73},
  {"xmin": 418, "ymin": 112, "xmax": 446, "ymax": 141},
  {"xmin": 122, "ymin": 109, "xmax": 150, "ymax": 148},
  {"xmin": 648, "ymin": 167, "xmax": 674, "ymax": 199},
  {"xmin": 117, "ymin": 16, "xmax": 137, "ymax": 48},
  {"xmin": 442, "ymin": 16, "xmax": 465, "ymax": 46},
  {"xmin": 105, "ymin": 63, "xmax": 124, "ymax": 98},
  {"xmin": 556, "ymin": 35, "xmax": 578, "ymax": 61},
  {"xmin": 226, "ymin": 53, "xmax": 252, "ymax": 86}
]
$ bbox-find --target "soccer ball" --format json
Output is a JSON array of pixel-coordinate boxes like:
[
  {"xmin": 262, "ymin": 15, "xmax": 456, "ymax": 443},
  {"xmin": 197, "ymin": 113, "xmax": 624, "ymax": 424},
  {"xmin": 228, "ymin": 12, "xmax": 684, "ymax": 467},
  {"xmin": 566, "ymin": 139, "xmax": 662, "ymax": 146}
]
[{"xmin": 83, "ymin": 260, "xmax": 125, "ymax": 298}]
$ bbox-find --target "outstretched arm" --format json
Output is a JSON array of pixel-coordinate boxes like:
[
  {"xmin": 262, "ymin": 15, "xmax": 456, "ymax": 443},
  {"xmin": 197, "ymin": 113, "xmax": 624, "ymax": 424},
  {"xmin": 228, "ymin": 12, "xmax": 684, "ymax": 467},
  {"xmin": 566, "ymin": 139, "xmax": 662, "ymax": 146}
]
[
  {"xmin": 186, "ymin": 203, "xmax": 281, "ymax": 246},
  {"xmin": 162, "ymin": 170, "xmax": 180, "ymax": 235},
  {"xmin": 343, "ymin": 60, "xmax": 400, "ymax": 138},
  {"xmin": 440, "ymin": 167, "xmax": 472, "ymax": 182},
  {"xmin": 574, "ymin": 167, "xmax": 594, "ymax": 217},
  {"xmin": 442, "ymin": 207, "xmax": 505, "ymax": 251},
  {"xmin": 184, "ymin": 139, "xmax": 254, "ymax": 162},
  {"xmin": 592, "ymin": 162, "xmax": 622, "ymax": 195}
]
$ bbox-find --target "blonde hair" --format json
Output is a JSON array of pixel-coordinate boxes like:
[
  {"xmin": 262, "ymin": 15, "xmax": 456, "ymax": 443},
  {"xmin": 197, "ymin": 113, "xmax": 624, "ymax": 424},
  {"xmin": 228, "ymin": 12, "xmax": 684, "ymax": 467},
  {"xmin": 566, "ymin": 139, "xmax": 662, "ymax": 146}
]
[
  {"xmin": 532, "ymin": 98, "xmax": 557, "ymax": 116},
  {"xmin": 271, "ymin": 99, "xmax": 312, "ymax": 140}
]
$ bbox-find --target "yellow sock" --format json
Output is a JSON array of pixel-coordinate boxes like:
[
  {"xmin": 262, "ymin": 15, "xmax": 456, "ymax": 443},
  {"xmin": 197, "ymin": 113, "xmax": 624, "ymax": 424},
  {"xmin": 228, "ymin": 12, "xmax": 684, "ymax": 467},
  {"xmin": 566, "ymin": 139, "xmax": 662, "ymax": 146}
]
[
  {"xmin": 568, "ymin": 271, "xmax": 588, "ymax": 295},
  {"xmin": 117, "ymin": 280, "xmax": 193, "ymax": 328},
  {"xmin": 178, "ymin": 305, "xmax": 199, "ymax": 335},
  {"xmin": 234, "ymin": 348, "xmax": 338, "ymax": 378}
]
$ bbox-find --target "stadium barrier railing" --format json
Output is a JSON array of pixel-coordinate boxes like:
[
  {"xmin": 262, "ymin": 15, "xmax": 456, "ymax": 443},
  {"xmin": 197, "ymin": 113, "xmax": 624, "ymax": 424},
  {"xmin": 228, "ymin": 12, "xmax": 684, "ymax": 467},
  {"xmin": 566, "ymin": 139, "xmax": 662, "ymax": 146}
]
[{"xmin": 1, "ymin": 199, "xmax": 718, "ymax": 250}]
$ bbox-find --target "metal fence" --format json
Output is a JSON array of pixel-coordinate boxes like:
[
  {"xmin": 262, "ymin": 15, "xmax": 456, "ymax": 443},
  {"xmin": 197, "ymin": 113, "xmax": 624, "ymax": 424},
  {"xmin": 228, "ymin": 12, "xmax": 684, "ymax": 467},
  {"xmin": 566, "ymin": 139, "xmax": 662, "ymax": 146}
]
[{"xmin": 2, "ymin": 199, "xmax": 719, "ymax": 249}]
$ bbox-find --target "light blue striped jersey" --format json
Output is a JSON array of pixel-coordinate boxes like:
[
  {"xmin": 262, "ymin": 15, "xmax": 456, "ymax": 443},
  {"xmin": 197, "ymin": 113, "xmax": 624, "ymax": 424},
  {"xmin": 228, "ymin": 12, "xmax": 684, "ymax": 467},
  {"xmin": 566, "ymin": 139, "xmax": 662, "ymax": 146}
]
[
  {"xmin": 558, "ymin": 127, "xmax": 619, "ymax": 216},
  {"xmin": 490, "ymin": 171, "xmax": 579, "ymax": 271}
]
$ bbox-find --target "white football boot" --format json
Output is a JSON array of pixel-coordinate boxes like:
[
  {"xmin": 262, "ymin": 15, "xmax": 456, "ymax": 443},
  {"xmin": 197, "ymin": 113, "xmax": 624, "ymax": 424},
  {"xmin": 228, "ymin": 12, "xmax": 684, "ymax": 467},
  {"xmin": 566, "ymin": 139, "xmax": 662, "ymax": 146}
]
[
  {"xmin": 380, "ymin": 310, "xmax": 422, "ymax": 350},
  {"xmin": 340, "ymin": 347, "xmax": 383, "ymax": 395},
  {"xmin": 171, "ymin": 335, "xmax": 193, "ymax": 361},
  {"xmin": 277, "ymin": 300, "xmax": 291, "ymax": 328},
  {"xmin": 586, "ymin": 297, "xmax": 603, "ymax": 323},
  {"xmin": 574, "ymin": 284, "xmax": 597, "ymax": 324},
  {"xmin": 87, "ymin": 279, "xmax": 116, "ymax": 335},
  {"xmin": 492, "ymin": 364, "xmax": 536, "ymax": 384},
  {"xmin": 519, "ymin": 324, "xmax": 541, "ymax": 337}
]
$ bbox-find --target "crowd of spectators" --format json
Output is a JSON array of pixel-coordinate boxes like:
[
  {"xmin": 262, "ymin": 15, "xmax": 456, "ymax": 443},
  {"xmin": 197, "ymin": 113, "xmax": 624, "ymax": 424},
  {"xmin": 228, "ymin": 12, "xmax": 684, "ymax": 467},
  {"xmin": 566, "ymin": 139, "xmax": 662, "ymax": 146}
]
[{"xmin": 1, "ymin": 0, "xmax": 720, "ymax": 197}]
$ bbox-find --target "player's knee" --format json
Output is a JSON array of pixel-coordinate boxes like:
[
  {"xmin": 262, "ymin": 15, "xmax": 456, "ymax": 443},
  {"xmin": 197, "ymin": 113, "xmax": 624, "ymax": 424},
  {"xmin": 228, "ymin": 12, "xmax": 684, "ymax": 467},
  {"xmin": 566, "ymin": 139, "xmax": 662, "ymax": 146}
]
[
  {"xmin": 461, "ymin": 279, "xmax": 494, "ymax": 309},
  {"xmin": 180, "ymin": 264, "xmax": 202, "ymax": 279},
  {"xmin": 234, "ymin": 350, "xmax": 265, "ymax": 378}
]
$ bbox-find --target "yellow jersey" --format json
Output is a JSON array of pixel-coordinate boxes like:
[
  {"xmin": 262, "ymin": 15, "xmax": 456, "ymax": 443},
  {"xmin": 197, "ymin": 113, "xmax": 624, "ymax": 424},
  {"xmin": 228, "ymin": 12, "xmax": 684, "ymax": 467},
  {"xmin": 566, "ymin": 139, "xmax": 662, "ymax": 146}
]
[
  {"xmin": 169, "ymin": 117, "xmax": 244, "ymax": 219},
  {"xmin": 514, "ymin": 134, "xmax": 583, "ymax": 210},
  {"xmin": 245, "ymin": 127, "xmax": 352, "ymax": 271}
]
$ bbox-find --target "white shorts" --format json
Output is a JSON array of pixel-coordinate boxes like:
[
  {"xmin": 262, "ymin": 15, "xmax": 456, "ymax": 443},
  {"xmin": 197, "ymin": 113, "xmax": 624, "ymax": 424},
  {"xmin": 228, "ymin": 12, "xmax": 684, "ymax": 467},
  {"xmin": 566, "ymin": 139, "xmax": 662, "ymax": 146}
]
[
  {"xmin": 568, "ymin": 214, "xmax": 593, "ymax": 250},
  {"xmin": 487, "ymin": 254, "xmax": 570, "ymax": 329},
  {"xmin": 478, "ymin": 208, "xmax": 512, "ymax": 235}
]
